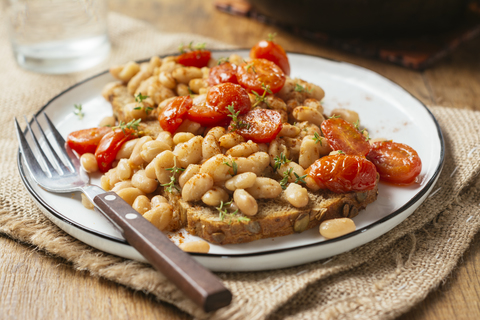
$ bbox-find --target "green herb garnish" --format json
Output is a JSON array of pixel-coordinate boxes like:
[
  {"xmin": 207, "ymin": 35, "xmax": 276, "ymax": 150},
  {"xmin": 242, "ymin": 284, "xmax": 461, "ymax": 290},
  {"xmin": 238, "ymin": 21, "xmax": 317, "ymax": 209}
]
[
  {"xmin": 223, "ymin": 158, "xmax": 238, "ymax": 176},
  {"xmin": 161, "ymin": 158, "xmax": 185, "ymax": 193},
  {"xmin": 73, "ymin": 104, "xmax": 84, "ymax": 120},
  {"xmin": 273, "ymin": 152, "xmax": 291, "ymax": 171},
  {"xmin": 312, "ymin": 132, "xmax": 322, "ymax": 145},
  {"xmin": 280, "ymin": 168, "xmax": 293, "ymax": 190},
  {"xmin": 112, "ymin": 118, "xmax": 141, "ymax": 134},
  {"xmin": 227, "ymin": 104, "xmax": 250, "ymax": 132}
]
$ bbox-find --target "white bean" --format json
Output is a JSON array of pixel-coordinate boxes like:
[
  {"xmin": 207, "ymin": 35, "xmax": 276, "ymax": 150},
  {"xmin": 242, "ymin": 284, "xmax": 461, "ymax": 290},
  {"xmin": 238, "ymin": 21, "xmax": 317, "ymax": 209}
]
[
  {"xmin": 81, "ymin": 193, "xmax": 94, "ymax": 210},
  {"xmin": 189, "ymin": 78, "xmax": 207, "ymax": 94},
  {"xmin": 156, "ymin": 131, "xmax": 174, "ymax": 148},
  {"xmin": 179, "ymin": 164, "xmax": 201, "ymax": 189},
  {"xmin": 284, "ymin": 183, "xmax": 309, "ymax": 208},
  {"xmin": 219, "ymin": 132, "xmax": 245, "ymax": 149},
  {"xmin": 116, "ymin": 138, "xmax": 139, "ymax": 160},
  {"xmin": 115, "ymin": 187, "xmax": 144, "ymax": 206},
  {"xmin": 151, "ymin": 195, "xmax": 168, "ymax": 207},
  {"xmin": 111, "ymin": 180, "xmax": 133, "ymax": 193},
  {"xmin": 245, "ymin": 177, "xmax": 282, "ymax": 199},
  {"xmin": 150, "ymin": 150, "xmax": 176, "ymax": 184},
  {"xmin": 236, "ymin": 152, "xmax": 270, "ymax": 176},
  {"xmin": 182, "ymin": 173, "xmax": 214, "ymax": 201},
  {"xmin": 278, "ymin": 161, "xmax": 305, "ymax": 183},
  {"xmin": 141, "ymin": 140, "xmax": 171, "ymax": 163},
  {"xmin": 319, "ymin": 218, "xmax": 356, "ymax": 239},
  {"xmin": 132, "ymin": 195, "xmax": 151, "ymax": 214},
  {"xmin": 330, "ymin": 108, "xmax": 359, "ymax": 124},
  {"xmin": 179, "ymin": 240, "xmax": 210, "ymax": 253},
  {"xmin": 233, "ymin": 189, "xmax": 258, "ymax": 216},
  {"xmin": 292, "ymin": 106, "xmax": 325, "ymax": 127},
  {"xmin": 279, "ymin": 124, "xmax": 300, "ymax": 138},
  {"xmin": 116, "ymin": 159, "xmax": 132, "ymax": 180},
  {"xmin": 173, "ymin": 136, "xmax": 203, "ymax": 167},
  {"xmin": 131, "ymin": 169, "xmax": 158, "ymax": 194},
  {"xmin": 199, "ymin": 154, "xmax": 232, "ymax": 182},
  {"xmin": 80, "ymin": 153, "xmax": 98, "ymax": 173},
  {"xmin": 172, "ymin": 66, "xmax": 203, "ymax": 84},
  {"xmin": 299, "ymin": 135, "xmax": 321, "ymax": 169},
  {"xmin": 201, "ymin": 187, "xmax": 229, "ymax": 207},
  {"xmin": 226, "ymin": 141, "xmax": 259, "ymax": 157},
  {"xmin": 202, "ymin": 132, "xmax": 221, "ymax": 160},
  {"xmin": 225, "ymin": 172, "xmax": 257, "ymax": 191},
  {"xmin": 129, "ymin": 136, "xmax": 153, "ymax": 167},
  {"xmin": 173, "ymin": 132, "xmax": 195, "ymax": 145},
  {"xmin": 158, "ymin": 71, "xmax": 176, "ymax": 89},
  {"xmin": 143, "ymin": 203, "xmax": 173, "ymax": 231},
  {"xmin": 176, "ymin": 119, "xmax": 203, "ymax": 135}
]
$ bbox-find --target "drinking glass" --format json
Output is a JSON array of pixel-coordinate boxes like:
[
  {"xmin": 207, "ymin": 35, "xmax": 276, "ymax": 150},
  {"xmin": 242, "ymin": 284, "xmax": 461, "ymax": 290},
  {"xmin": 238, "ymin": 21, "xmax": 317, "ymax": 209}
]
[{"xmin": 5, "ymin": 0, "xmax": 111, "ymax": 74}]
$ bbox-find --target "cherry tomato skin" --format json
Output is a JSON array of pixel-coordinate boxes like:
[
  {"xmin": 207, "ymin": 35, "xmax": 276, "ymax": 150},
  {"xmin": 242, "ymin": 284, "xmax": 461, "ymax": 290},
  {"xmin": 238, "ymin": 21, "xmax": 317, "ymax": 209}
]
[
  {"xmin": 66, "ymin": 126, "xmax": 111, "ymax": 155},
  {"xmin": 187, "ymin": 104, "xmax": 228, "ymax": 127},
  {"xmin": 177, "ymin": 50, "xmax": 211, "ymax": 68},
  {"xmin": 321, "ymin": 118, "xmax": 371, "ymax": 156},
  {"xmin": 250, "ymin": 40, "xmax": 290, "ymax": 76},
  {"xmin": 233, "ymin": 109, "xmax": 283, "ymax": 143},
  {"xmin": 367, "ymin": 141, "xmax": 422, "ymax": 185},
  {"xmin": 207, "ymin": 62, "xmax": 238, "ymax": 86},
  {"xmin": 307, "ymin": 154, "xmax": 377, "ymax": 193},
  {"xmin": 158, "ymin": 96, "xmax": 193, "ymax": 134},
  {"xmin": 95, "ymin": 129, "xmax": 136, "ymax": 173},
  {"xmin": 187, "ymin": 83, "xmax": 251, "ymax": 127},
  {"xmin": 236, "ymin": 58, "xmax": 286, "ymax": 95}
]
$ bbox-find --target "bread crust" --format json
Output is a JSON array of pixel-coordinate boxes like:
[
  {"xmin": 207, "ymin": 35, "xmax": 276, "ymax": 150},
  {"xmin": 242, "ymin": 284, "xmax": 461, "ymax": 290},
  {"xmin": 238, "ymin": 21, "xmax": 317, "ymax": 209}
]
[{"xmin": 165, "ymin": 185, "xmax": 378, "ymax": 245}]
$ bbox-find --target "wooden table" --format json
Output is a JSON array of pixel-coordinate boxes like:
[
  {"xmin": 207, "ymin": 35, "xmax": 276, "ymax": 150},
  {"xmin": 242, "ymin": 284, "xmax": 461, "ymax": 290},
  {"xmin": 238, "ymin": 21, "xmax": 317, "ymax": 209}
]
[{"xmin": 2, "ymin": 0, "xmax": 480, "ymax": 318}]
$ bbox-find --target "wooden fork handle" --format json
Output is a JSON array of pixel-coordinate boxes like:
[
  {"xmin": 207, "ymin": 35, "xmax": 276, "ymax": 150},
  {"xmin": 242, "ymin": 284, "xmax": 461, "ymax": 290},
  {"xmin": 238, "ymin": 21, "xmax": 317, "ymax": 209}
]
[{"xmin": 93, "ymin": 191, "xmax": 232, "ymax": 312}]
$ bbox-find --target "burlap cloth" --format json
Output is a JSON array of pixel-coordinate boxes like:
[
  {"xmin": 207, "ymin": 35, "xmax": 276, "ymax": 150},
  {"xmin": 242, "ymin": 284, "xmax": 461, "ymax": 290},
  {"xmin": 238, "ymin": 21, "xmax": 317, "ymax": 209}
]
[{"xmin": 1, "ymin": 12, "xmax": 480, "ymax": 320}]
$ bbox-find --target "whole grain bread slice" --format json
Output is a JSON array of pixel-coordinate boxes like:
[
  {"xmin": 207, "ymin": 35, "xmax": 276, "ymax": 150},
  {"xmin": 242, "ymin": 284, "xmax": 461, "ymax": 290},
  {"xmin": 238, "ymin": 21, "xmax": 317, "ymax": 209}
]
[{"xmin": 164, "ymin": 185, "xmax": 378, "ymax": 245}]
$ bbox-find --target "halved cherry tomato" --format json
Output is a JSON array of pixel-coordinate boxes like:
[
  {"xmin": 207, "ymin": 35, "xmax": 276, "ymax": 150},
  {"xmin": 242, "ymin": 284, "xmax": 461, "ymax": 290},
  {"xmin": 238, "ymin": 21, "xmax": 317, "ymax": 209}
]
[
  {"xmin": 207, "ymin": 62, "xmax": 238, "ymax": 86},
  {"xmin": 158, "ymin": 96, "xmax": 193, "ymax": 134},
  {"xmin": 187, "ymin": 83, "xmax": 250, "ymax": 127},
  {"xmin": 321, "ymin": 118, "xmax": 371, "ymax": 156},
  {"xmin": 306, "ymin": 154, "xmax": 377, "ymax": 193},
  {"xmin": 236, "ymin": 58, "xmax": 286, "ymax": 95},
  {"xmin": 95, "ymin": 128, "xmax": 136, "ymax": 173},
  {"xmin": 232, "ymin": 109, "xmax": 283, "ymax": 143},
  {"xmin": 250, "ymin": 40, "xmax": 290, "ymax": 76},
  {"xmin": 367, "ymin": 141, "xmax": 422, "ymax": 185},
  {"xmin": 177, "ymin": 50, "xmax": 211, "ymax": 68},
  {"xmin": 67, "ymin": 126, "xmax": 111, "ymax": 155}
]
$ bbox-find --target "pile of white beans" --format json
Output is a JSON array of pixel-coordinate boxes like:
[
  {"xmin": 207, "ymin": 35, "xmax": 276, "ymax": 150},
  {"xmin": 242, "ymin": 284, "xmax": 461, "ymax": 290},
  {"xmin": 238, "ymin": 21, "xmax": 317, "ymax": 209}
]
[{"xmin": 79, "ymin": 53, "xmax": 372, "ymax": 251}]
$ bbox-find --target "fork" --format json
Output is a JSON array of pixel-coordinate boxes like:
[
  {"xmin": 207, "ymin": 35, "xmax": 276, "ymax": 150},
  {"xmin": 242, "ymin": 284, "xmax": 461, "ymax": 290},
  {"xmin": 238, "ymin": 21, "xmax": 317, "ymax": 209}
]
[{"xmin": 14, "ymin": 113, "xmax": 232, "ymax": 312}]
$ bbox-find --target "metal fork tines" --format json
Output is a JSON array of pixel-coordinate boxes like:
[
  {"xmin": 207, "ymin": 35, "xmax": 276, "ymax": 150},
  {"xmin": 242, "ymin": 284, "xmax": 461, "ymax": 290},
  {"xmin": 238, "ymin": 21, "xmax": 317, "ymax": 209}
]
[{"xmin": 15, "ymin": 113, "xmax": 87, "ymax": 193}]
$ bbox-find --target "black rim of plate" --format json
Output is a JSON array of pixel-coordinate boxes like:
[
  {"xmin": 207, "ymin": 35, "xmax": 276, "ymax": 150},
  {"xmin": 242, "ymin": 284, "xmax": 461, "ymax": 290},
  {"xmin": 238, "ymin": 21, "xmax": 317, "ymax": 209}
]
[{"xmin": 17, "ymin": 49, "xmax": 445, "ymax": 259}]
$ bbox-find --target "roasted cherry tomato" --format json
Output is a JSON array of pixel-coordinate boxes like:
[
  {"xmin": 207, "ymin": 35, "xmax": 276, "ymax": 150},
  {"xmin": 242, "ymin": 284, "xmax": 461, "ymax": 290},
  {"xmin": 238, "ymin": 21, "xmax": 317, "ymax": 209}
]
[
  {"xmin": 187, "ymin": 83, "xmax": 250, "ymax": 127},
  {"xmin": 321, "ymin": 117, "xmax": 371, "ymax": 156},
  {"xmin": 306, "ymin": 154, "xmax": 377, "ymax": 193},
  {"xmin": 66, "ymin": 126, "xmax": 111, "ymax": 155},
  {"xmin": 207, "ymin": 62, "xmax": 238, "ymax": 86},
  {"xmin": 236, "ymin": 58, "xmax": 286, "ymax": 95},
  {"xmin": 367, "ymin": 141, "xmax": 422, "ymax": 185},
  {"xmin": 232, "ymin": 109, "xmax": 283, "ymax": 143},
  {"xmin": 95, "ymin": 128, "xmax": 136, "ymax": 173},
  {"xmin": 158, "ymin": 96, "xmax": 193, "ymax": 134},
  {"xmin": 177, "ymin": 50, "xmax": 211, "ymax": 68},
  {"xmin": 250, "ymin": 39, "xmax": 290, "ymax": 76}
]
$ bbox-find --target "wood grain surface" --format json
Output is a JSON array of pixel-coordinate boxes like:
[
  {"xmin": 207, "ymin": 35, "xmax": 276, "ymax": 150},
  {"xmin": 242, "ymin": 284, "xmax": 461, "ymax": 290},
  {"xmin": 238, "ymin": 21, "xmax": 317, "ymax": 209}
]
[{"xmin": 2, "ymin": 0, "xmax": 480, "ymax": 319}]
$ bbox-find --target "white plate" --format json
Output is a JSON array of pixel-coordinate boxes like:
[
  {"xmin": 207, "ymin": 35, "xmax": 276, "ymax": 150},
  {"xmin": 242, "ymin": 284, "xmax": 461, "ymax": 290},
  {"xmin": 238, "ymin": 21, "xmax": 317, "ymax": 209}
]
[{"xmin": 18, "ymin": 50, "xmax": 444, "ymax": 272}]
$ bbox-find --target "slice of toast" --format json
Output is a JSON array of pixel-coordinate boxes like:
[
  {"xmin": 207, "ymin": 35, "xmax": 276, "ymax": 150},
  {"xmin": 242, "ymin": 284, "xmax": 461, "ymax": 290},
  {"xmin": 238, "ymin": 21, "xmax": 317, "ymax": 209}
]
[{"xmin": 164, "ymin": 186, "xmax": 377, "ymax": 245}]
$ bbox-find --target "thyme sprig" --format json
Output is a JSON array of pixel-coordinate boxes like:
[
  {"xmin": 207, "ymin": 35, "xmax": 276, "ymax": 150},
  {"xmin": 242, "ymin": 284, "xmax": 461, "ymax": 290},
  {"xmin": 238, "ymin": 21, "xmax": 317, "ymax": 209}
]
[
  {"xmin": 294, "ymin": 83, "xmax": 312, "ymax": 93},
  {"xmin": 112, "ymin": 118, "xmax": 141, "ymax": 134},
  {"xmin": 252, "ymin": 83, "xmax": 272, "ymax": 108},
  {"xmin": 273, "ymin": 152, "xmax": 291, "ymax": 171},
  {"xmin": 223, "ymin": 158, "xmax": 238, "ymax": 176},
  {"xmin": 179, "ymin": 41, "xmax": 206, "ymax": 53},
  {"xmin": 246, "ymin": 63, "xmax": 257, "ymax": 74},
  {"xmin": 133, "ymin": 93, "xmax": 154, "ymax": 115},
  {"xmin": 161, "ymin": 158, "xmax": 185, "ymax": 193},
  {"xmin": 217, "ymin": 57, "xmax": 229, "ymax": 65},
  {"xmin": 280, "ymin": 168, "xmax": 293, "ymax": 190},
  {"xmin": 227, "ymin": 104, "xmax": 250, "ymax": 132},
  {"xmin": 294, "ymin": 172, "xmax": 307, "ymax": 185},
  {"xmin": 73, "ymin": 104, "xmax": 84, "ymax": 120},
  {"xmin": 216, "ymin": 200, "xmax": 250, "ymax": 224},
  {"xmin": 312, "ymin": 132, "xmax": 323, "ymax": 145},
  {"xmin": 267, "ymin": 32, "xmax": 277, "ymax": 42}
]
